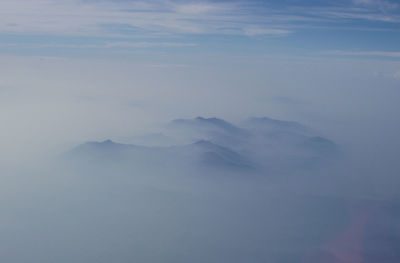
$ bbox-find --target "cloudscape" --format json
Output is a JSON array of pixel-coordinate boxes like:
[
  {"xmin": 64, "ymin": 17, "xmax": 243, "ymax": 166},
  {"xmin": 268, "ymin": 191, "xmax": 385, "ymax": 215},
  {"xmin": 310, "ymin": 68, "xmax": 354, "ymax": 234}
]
[{"xmin": 0, "ymin": 0, "xmax": 400, "ymax": 262}]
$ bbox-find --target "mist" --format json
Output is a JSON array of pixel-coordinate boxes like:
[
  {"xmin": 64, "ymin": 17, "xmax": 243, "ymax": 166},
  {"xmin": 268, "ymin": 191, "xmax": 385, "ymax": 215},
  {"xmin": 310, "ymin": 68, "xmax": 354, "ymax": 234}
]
[
  {"xmin": 1, "ymin": 101, "xmax": 399, "ymax": 262},
  {"xmin": 0, "ymin": 36, "xmax": 400, "ymax": 262}
]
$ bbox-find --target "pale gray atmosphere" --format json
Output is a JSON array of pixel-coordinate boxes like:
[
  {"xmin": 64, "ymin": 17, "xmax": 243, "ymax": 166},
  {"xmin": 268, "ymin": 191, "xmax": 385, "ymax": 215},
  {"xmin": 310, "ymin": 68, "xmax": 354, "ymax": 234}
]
[{"xmin": 1, "ymin": 0, "xmax": 400, "ymax": 262}]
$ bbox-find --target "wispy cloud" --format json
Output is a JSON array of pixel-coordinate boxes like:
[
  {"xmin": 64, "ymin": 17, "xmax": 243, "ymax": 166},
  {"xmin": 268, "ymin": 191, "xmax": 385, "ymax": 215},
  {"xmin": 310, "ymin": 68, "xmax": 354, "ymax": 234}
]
[
  {"xmin": 1, "ymin": 0, "xmax": 399, "ymax": 40},
  {"xmin": 243, "ymin": 27, "xmax": 291, "ymax": 37},
  {"xmin": 327, "ymin": 50, "xmax": 400, "ymax": 58},
  {"xmin": 0, "ymin": 41, "xmax": 197, "ymax": 49},
  {"xmin": 353, "ymin": 0, "xmax": 399, "ymax": 11},
  {"xmin": 0, "ymin": 0, "xmax": 291, "ymax": 37},
  {"xmin": 314, "ymin": 8, "xmax": 400, "ymax": 23}
]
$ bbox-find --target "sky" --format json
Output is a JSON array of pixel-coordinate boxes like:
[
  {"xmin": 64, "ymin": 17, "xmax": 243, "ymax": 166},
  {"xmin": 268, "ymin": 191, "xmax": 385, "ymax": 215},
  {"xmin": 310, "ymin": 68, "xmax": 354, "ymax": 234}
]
[
  {"xmin": 0, "ymin": 0, "xmax": 399, "ymax": 167},
  {"xmin": 0, "ymin": 0, "xmax": 400, "ymax": 58}
]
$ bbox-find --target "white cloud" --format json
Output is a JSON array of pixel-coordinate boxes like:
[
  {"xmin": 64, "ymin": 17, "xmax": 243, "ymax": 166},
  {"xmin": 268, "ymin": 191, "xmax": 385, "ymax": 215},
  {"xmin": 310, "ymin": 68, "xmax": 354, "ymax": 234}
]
[
  {"xmin": 105, "ymin": 41, "xmax": 197, "ymax": 48},
  {"xmin": 320, "ymin": 10, "xmax": 399, "ymax": 22},
  {"xmin": 0, "ymin": 0, "xmax": 290, "ymax": 37},
  {"xmin": 353, "ymin": 0, "xmax": 399, "ymax": 10},
  {"xmin": 0, "ymin": 41, "xmax": 197, "ymax": 49},
  {"xmin": 328, "ymin": 50, "xmax": 400, "ymax": 58},
  {"xmin": 243, "ymin": 27, "xmax": 291, "ymax": 36},
  {"xmin": 174, "ymin": 2, "xmax": 233, "ymax": 15},
  {"xmin": 0, "ymin": 0, "xmax": 398, "ymax": 40}
]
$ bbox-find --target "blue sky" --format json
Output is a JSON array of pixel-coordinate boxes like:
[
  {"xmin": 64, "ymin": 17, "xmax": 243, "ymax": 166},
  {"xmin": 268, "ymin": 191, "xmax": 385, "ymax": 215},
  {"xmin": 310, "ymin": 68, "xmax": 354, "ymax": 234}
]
[{"xmin": 1, "ymin": 0, "xmax": 400, "ymax": 59}]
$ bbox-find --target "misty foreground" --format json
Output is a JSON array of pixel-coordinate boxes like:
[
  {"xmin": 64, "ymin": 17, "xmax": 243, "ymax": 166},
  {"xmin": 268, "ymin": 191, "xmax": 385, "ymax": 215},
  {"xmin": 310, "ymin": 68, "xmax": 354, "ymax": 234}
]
[{"xmin": 2, "ymin": 117, "xmax": 399, "ymax": 263}]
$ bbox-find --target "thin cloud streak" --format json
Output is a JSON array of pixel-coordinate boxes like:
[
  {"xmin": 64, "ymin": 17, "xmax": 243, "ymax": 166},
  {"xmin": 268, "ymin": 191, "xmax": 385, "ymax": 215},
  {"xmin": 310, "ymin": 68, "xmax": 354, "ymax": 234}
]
[
  {"xmin": 0, "ymin": 0, "xmax": 291, "ymax": 37},
  {"xmin": 328, "ymin": 50, "xmax": 400, "ymax": 58},
  {"xmin": 353, "ymin": 0, "xmax": 399, "ymax": 11},
  {"xmin": 0, "ymin": 0, "xmax": 399, "ymax": 39},
  {"xmin": 0, "ymin": 41, "xmax": 198, "ymax": 49}
]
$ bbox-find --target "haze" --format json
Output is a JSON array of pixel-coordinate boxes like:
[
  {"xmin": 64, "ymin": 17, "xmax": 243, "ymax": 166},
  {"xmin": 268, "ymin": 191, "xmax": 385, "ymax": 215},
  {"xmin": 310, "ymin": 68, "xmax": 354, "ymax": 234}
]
[{"xmin": 0, "ymin": 0, "xmax": 399, "ymax": 262}]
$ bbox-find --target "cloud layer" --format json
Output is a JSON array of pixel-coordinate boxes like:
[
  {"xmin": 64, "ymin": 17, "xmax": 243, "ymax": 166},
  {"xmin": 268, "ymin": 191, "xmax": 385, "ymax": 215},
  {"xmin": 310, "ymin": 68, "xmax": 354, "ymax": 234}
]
[{"xmin": 0, "ymin": 0, "xmax": 399, "ymax": 38}]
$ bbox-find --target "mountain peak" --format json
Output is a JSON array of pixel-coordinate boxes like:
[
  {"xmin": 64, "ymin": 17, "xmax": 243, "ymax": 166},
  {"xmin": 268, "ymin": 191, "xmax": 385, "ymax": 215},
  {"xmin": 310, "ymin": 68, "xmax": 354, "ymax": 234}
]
[{"xmin": 172, "ymin": 116, "xmax": 245, "ymax": 136}]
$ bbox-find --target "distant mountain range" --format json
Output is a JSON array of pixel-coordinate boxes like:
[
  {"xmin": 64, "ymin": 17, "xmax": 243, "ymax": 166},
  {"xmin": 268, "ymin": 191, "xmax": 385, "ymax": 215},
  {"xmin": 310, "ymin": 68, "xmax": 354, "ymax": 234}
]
[{"xmin": 64, "ymin": 117, "xmax": 339, "ymax": 175}]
